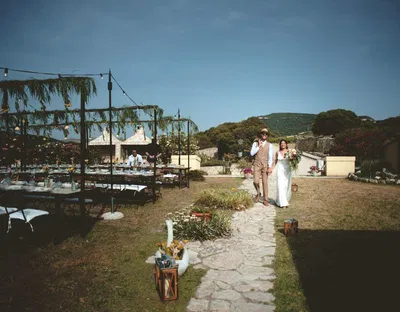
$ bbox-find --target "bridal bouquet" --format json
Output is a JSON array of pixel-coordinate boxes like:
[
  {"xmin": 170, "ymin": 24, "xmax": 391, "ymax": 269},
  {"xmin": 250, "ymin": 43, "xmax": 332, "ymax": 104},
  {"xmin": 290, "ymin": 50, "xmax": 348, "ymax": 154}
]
[{"xmin": 285, "ymin": 149, "xmax": 301, "ymax": 171}]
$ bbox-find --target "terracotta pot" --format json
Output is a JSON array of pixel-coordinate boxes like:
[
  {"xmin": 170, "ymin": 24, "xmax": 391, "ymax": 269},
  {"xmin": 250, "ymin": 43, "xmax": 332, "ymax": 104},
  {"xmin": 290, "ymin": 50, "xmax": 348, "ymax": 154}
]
[{"xmin": 190, "ymin": 212, "xmax": 212, "ymax": 222}]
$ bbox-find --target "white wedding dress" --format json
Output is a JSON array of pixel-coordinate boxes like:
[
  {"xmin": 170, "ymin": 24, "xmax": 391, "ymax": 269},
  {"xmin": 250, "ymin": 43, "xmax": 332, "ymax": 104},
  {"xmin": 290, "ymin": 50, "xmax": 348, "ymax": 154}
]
[{"xmin": 276, "ymin": 152, "xmax": 292, "ymax": 207}]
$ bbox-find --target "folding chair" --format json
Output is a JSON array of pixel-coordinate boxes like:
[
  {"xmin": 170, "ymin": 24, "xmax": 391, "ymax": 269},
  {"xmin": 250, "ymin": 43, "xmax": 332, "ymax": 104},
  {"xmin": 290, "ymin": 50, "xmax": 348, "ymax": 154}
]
[{"xmin": 0, "ymin": 193, "xmax": 49, "ymax": 232}]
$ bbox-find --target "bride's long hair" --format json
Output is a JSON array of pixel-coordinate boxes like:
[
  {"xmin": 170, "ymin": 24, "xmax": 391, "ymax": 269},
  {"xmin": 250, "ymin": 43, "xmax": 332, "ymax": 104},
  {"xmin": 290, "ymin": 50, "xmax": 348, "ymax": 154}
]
[{"xmin": 279, "ymin": 139, "xmax": 288, "ymax": 151}]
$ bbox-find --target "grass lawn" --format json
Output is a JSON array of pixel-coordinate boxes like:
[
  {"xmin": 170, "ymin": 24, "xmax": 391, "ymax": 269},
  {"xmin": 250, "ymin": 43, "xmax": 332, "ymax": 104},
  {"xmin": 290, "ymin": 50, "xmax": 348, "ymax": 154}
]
[
  {"xmin": 273, "ymin": 178, "xmax": 400, "ymax": 312},
  {"xmin": 0, "ymin": 177, "xmax": 243, "ymax": 312}
]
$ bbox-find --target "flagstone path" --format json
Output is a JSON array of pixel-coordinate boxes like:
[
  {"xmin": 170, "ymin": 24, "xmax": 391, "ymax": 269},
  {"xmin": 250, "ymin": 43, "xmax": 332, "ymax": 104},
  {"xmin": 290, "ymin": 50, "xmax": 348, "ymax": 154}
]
[{"xmin": 186, "ymin": 173, "xmax": 277, "ymax": 312}]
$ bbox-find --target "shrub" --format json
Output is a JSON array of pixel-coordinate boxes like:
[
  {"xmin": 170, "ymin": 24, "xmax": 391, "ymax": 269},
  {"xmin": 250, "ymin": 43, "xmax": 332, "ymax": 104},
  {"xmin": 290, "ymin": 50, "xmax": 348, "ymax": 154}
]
[
  {"xmin": 330, "ymin": 128, "xmax": 387, "ymax": 161},
  {"xmin": 188, "ymin": 170, "xmax": 207, "ymax": 181},
  {"xmin": 359, "ymin": 160, "xmax": 394, "ymax": 177},
  {"xmin": 236, "ymin": 158, "xmax": 253, "ymax": 171},
  {"xmin": 166, "ymin": 208, "xmax": 231, "ymax": 241},
  {"xmin": 202, "ymin": 159, "xmax": 225, "ymax": 166},
  {"xmin": 194, "ymin": 188, "xmax": 253, "ymax": 211}
]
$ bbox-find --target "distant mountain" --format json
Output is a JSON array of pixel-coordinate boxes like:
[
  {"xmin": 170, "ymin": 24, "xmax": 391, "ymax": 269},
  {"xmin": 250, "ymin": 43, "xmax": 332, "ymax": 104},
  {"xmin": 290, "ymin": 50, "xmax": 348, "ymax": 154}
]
[{"xmin": 257, "ymin": 113, "xmax": 317, "ymax": 136}]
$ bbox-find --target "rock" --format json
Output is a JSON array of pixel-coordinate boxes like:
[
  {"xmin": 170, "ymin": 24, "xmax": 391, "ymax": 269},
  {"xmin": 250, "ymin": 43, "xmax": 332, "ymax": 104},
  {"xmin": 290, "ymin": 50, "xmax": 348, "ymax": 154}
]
[
  {"xmin": 212, "ymin": 289, "xmax": 242, "ymax": 301},
  {"xmin": 209, "ymin": 299, "xmax": 231, "ymax": 311},
  {"xmin": 203, "ymin": 270, "xmax": 243, "ymax": 285},
  {"xmin": 202, "ymin": 251, "xmax": 243, "ymax": 270},
  {"xmin": 231, "ymin": 298, "xmax": 274, "ymax": 312},
  {"xmin": 187, "ymin": 299, "xmax": 209, "ymax": 311},
  {"xmin": 243, "ymin": 291, "xmax": 275, "ymax": 303}
]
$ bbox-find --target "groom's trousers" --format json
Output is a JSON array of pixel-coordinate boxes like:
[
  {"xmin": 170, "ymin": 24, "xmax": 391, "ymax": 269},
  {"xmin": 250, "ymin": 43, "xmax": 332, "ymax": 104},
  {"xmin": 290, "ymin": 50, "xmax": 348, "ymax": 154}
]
[{"xmin": 253, "ymin": 163, "xmax": 268, "ymax": 200}]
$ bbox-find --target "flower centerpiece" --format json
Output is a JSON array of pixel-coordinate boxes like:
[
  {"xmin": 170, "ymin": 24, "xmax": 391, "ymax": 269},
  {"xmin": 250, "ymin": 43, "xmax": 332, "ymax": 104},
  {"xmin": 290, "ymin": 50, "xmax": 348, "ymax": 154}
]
[
  {"xmin": 42, "ymin": 165, "xmax": 50, "ymax": 176},
  {"xmin": 67, "ymin": 166, "xmax": 77, "ymax": 190},
  {"xmin": 42, "ymin": 165, "xmax": 50, "ymax": 187},
  {"xmin": 285, "ymin": 149, "xmax": 302, "ymax": 171}
]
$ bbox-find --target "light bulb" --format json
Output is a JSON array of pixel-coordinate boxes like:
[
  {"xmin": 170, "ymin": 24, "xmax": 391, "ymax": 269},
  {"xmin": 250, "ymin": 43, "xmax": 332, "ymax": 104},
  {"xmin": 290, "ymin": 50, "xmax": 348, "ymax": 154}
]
[
  {"xmin": 15, "ymin": 126, "xmax": 20, "ymax": 131},
  {"xmin": 4, "ymin": 68, "xmax": 8, "ymax": 77},
  {"xmin": 64, "ymin": 125, "xmax": 69, "ymax": 130}
]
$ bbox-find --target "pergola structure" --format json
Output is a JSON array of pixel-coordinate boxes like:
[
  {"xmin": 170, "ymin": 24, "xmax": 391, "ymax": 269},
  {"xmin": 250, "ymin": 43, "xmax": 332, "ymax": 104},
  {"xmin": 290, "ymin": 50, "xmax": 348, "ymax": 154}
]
[
  {"xmin": 0, "ymin": 72, "xmax": 162, "ymax": 216},
  {"xmin": 0, "ymin": 70, "xmax": 199, "ymax": 218}
]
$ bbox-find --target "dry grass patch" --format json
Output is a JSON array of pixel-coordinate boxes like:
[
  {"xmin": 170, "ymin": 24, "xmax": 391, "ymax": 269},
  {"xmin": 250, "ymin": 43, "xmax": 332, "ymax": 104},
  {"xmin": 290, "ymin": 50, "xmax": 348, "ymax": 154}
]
[
  {"xmin": 0, "ymin": 177, "xmax": 242, "ymax": 312},
  {"xmin": 273, "ymin": 178, "xmax": 400, "ymax": 312}
]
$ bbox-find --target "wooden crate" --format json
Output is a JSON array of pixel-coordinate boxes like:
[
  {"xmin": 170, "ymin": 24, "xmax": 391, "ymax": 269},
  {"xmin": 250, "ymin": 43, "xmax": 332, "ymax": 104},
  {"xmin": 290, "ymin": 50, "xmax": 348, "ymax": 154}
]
[
  {"xmin": 154, "ymin": 262, "xmax": 179, "ymax": 302},
  {"xmin": 284, "ymin": 218, "xmax": 299, "ymax": 236}
]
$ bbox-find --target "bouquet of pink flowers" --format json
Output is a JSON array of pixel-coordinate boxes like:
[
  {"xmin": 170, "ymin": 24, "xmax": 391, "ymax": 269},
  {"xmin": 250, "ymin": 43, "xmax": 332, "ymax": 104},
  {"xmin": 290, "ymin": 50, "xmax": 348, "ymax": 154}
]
[{"xmin": 285, "ymin": 149, "xmax": 301, "ymax": 171}]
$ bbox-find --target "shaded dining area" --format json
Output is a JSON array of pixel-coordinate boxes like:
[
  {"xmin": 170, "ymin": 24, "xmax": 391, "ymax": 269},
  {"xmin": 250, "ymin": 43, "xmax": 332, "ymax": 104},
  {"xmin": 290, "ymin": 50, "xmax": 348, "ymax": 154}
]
[{"xmin": 0, "ymin": 72, "xmax": 197, "ymax": 240}]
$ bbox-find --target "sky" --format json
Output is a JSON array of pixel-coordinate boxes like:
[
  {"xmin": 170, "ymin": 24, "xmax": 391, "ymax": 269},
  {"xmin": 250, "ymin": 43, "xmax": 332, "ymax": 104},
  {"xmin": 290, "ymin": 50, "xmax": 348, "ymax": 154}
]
[{"xmin": 1, "ymin": 0, "xmax": 399, "ymax": 138}]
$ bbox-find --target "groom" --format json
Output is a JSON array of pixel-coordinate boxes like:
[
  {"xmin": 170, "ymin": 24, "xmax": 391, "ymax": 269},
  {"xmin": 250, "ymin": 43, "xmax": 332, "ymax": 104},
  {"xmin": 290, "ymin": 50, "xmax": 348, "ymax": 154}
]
[{"xmin": 250, "ymin": 127, "xmax": 274, "ymax": 206}]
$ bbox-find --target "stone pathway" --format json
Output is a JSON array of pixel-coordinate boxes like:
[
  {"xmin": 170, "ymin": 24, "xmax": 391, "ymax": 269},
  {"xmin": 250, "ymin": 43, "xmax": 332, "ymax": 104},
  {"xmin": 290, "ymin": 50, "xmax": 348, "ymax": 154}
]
[{"xmin": 186, "ymin": 173, "xmax": 277, "ymax": 312}]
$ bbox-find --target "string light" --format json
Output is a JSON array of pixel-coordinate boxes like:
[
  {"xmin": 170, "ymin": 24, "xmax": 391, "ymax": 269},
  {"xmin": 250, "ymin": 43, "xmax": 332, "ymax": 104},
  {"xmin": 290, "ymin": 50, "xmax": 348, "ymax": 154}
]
[
  {"xmin": 64, "ymin": 125, "xmax": 69, "ymax": 130},
  {"xmin": 111, "ymin": 74, "xmax": 139, "ymax": 105},
  {"xmin": 15, "ymin": 126, "xmax": 20, "ymax": 131},
  {"xmin": 0, "ymin": 66, "xmax": 107, "ymax": 78}
]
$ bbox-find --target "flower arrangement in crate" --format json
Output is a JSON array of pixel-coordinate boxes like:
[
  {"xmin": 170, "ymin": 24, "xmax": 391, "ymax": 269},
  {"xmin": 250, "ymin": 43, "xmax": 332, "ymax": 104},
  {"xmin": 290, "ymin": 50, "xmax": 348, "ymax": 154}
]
[
  {"xmin": 156, "ymin": 239, "xmax": 188, "ymax": 260},
  {"xmin": 285, "ymin": 149, "xmax": 301, "ymax": 171}
]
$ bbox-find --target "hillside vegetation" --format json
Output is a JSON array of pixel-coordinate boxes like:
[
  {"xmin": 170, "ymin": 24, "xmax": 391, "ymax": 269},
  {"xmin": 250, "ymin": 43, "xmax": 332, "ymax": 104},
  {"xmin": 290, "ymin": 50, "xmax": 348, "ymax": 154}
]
[{"xmin": 259, "ymin": 112, "xmax": 316, "ymax": 136}]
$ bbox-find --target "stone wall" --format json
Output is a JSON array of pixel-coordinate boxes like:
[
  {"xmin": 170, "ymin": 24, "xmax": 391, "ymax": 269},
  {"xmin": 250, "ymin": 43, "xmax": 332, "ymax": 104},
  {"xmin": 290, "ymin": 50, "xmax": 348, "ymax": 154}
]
[
  {"xmin": 196, "ymin": 147, "xmax": 218, "ymax": 159},
  {"xmin": 200, "ymin": 166, "xmax": 224, "ymax": 175},
  {"xmin": 348, "ymin": 172, "xmax": 400, "ymax": 185},
  {"xmin": 295, "ymin": 135, "xmax": 335, "ymax": 153},
  {"xmin": 201, "ymin": 163, "xmax": 242, "ymax": 176}
]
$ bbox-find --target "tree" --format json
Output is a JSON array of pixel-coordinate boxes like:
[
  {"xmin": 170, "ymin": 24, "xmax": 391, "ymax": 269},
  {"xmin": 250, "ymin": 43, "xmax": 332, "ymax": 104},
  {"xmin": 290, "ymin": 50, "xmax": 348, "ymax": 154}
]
[
  {"xmin": 194, "ymin": 117, "xmax": 266, "ymax": 158},
  {"xmin": 329, "ymin": 128, "xmax": 387, "ymax": 161},
  {"xmin": 312, "ymin": 109, "xmax": 361, "ymax": 136}
]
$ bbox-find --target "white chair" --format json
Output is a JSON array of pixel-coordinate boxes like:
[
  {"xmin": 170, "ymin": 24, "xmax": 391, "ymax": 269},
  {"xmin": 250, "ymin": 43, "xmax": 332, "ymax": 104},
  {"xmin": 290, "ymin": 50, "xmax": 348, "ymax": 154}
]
[
  {"xmin": 9, "ymin": 208, "xmax": 49, "ymax": 232},
  {"xmin": 0, "ymin": 206, "xmax": 18, "ymax": 233},
  {"xmin": 0, "ymin": 205, "xmax": 49, "ymax": 232}
]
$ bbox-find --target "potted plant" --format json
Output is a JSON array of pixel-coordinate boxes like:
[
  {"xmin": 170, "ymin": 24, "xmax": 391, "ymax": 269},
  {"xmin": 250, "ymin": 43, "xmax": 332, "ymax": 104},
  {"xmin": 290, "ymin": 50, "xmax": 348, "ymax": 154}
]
[
  {"xmin": 241, "ymin": 167, "xmax": 253, "ymax": 179},
  {"xmin": 309, "ymin": 165, "xmax": 319, "ymax": 176},
  {"xmin": 190, "ymin": 206, "xmax": 212, "ymax": 222}
]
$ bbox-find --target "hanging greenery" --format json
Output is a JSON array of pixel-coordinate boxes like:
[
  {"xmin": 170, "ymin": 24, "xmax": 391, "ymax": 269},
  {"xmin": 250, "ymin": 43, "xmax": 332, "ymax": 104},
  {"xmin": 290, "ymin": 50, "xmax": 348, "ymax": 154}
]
[{"xmin": 0, "ymin": 77, "xmax": 97, "ymax": 112}]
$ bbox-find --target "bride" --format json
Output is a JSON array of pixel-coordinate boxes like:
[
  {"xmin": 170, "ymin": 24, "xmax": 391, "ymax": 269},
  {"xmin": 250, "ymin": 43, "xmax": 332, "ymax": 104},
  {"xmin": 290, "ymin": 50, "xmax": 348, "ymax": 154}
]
[{"xmin": 273, "ymin": 139, "xmax": 292, "ymax": 208}]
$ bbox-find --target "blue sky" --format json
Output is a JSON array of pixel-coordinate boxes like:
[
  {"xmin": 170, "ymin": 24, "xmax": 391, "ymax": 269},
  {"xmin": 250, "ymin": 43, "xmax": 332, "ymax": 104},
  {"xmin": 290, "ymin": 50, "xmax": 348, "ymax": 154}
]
[{"xmin": 1, "ymin": 0, "xmax": 399, "ymax": 138}]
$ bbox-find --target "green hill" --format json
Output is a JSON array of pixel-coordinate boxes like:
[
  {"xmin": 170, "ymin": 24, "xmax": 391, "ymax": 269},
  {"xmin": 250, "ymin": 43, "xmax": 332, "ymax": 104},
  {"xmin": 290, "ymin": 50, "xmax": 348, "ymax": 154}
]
[{"xmin": 258, "ymin": 113, "xmax": 316, "ymax": 136}]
